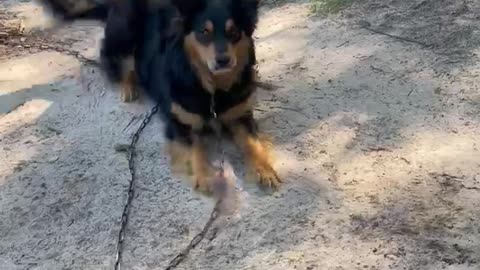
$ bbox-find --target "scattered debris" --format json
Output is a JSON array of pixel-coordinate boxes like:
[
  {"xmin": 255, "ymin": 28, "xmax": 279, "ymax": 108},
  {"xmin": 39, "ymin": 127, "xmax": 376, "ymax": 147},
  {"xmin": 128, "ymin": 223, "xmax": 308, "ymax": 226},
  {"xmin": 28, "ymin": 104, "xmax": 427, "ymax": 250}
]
[{"xmin": 362, "ymin": 146, "xmax": 393, "ymax": 153}]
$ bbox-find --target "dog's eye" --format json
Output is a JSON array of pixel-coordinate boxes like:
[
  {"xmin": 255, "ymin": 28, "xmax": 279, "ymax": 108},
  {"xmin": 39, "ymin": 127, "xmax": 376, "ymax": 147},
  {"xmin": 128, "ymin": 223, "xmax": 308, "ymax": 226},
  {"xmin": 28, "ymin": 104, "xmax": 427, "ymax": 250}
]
[{"xmin": 227, "ymin": 28, "xmax": 240, "ymax": 40}]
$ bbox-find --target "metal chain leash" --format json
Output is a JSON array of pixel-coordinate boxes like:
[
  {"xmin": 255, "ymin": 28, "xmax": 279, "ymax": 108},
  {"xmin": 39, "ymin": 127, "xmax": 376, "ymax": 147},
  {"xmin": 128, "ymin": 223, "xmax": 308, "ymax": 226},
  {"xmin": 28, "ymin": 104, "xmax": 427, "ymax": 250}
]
[
  {"xmin": 164, "ymin": 200, "xmax": 221, "ymax": 270},
  {"xmin": 114, "ymin": 104, "xmax": 159, "ymax": 270},
  {"xmin": 114, "ymin": 101, "xmax": 223, "ymax": 270},
  {"xmin": 210, "ymin": 95, "xmax": 226, "ymax": 173},
  {"xmin": 1, "ymin": 35, "xmax": 100, "ymax": 66}
]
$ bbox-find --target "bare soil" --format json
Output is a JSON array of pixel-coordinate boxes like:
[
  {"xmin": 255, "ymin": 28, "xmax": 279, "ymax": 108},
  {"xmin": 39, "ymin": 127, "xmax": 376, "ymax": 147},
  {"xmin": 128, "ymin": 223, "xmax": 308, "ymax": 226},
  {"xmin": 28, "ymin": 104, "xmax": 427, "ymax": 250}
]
[{"xmin": 1, "ymin": 0, "xmax": 480, "ymax": 269}]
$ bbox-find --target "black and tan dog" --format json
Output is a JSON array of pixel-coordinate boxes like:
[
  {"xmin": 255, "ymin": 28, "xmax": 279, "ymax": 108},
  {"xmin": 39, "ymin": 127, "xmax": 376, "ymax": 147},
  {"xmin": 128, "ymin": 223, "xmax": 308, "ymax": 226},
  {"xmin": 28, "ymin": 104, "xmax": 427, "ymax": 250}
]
[{"xmin": 40, "ymin": 0, "xmax": 281, "ymax": 191}]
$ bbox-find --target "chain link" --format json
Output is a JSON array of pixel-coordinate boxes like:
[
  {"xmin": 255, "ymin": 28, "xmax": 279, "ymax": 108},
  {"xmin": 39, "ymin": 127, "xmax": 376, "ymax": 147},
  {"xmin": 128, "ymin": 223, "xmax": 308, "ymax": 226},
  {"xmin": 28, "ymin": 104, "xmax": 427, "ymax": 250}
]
[
  {"xmin": 114, "ymin": 104, "xmax": 159, "ymax": 270},
  {"xmin": 164, "ymin": 201, "xmax": 221, "ymax": 270},
  {"xmin": 210, "ymin": 95, "xmax": 226, "ymax": 173}
]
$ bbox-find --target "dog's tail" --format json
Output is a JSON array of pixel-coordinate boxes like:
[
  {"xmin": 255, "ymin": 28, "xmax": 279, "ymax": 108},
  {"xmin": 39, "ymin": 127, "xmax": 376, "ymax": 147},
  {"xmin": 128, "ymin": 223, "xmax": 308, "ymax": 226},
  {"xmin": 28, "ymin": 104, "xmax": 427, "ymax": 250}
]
[{"xmin": 38, "ymin": 0, "xmax": 111, "ymax": 21}]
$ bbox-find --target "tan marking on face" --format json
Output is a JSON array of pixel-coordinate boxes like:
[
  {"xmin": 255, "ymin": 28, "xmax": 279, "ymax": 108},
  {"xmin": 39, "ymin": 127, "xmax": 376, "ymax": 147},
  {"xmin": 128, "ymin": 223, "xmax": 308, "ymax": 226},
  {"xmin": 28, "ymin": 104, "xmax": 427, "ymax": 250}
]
[
  {"xmin": 170, "ymin": 102, "xmax": 204, "ymax": 130},
  {"xmin": 184, "ymin": 33, "xmax": 216, "ymax": 93},
  {"xmin": 219, "ymin": 93, "xmax": 256, "ymax": 122},
  {"xmin": 212, "ymin": 33, "xmax": 252, "ymax": 91},
  {"xmin": 204, "ymin": 20, "xmax": 214, "ymax": 33}
]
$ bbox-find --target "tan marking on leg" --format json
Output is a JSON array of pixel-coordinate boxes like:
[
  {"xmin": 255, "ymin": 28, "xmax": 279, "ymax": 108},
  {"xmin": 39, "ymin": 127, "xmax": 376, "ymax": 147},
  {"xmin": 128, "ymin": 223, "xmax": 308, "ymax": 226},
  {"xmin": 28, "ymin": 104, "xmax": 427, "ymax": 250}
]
[
  {"xmin": 120, "ymin": 71, "xmax": 138, "ymax": 102},
  {"xmin": 167, "ymin": 140, "xmax": 192, "ymax": 175},
  {"xmin": 120, "ymin": 56, "xmax": 138, "ymax": 102},
  {"xmin": 62, "ymin": 0, "xmax": 97, "ymax": 15},
  {"xmin": 183, "ymin": 32, "xmax": 215, "ymax": 93},
  {"xmin": 191, "ymin": 136, "xmax": 211, "ymax": 193},
  {"xmin": 230, "ymin": 124, "xmax": 281, "ymax": 188},
  {"xmin": 170, "ymin": 103, "xmax": 204, "ymax": 130}
]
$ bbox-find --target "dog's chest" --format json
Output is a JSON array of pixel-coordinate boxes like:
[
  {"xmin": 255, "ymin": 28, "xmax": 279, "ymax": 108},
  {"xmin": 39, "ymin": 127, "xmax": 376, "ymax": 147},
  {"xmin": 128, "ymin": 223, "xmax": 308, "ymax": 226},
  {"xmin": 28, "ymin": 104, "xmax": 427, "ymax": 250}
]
[{"xmin": 170, "ymin": 86, "xmax": 255, "ymax": 130}]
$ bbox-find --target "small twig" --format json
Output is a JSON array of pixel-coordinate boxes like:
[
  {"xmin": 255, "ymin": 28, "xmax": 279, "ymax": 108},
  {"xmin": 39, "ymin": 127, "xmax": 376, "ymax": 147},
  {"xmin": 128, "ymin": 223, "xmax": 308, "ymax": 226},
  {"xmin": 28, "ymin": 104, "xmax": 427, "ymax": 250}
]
[
  {"xmin": 255, "ymin": 81, "xmax": 281, "ymax": 91},
  {"xmin": 159, "ymin": 193, "xmax": 179, "ymax": 203},
  {"xmin": 400, "ymin": 157, "xmax": 411, "ymax": 165},
  {"xmin": 431, "ymin": 173, "xmax": 464, "ymax": 180},
  {"xmin": 336, "ymin": 41, "xmax": 350, "ymax": 48},
  {"xmin": 370, "ymin": 65, "xmax": 386, "ymax": 74},
  {"xmin": 361, "ymin": 25, "xmax": 433, "ymax": 48},
  {"xmin": 122, "ymin": 116, "xmax": 138, "ymax": 133},
  {"xmin": 461, "ymin": 184, "xmax": 480, "ymax": 191},
  {"xmin": 363, "ymin": 147, "xmax": 393, "ymax": 153},
  {"xmin": 269, "ymin": 106, "xmax": 309, "ymax": 118},
  {"xmin": 413, "ymin": 0, "xmax": 428, "ymax": 10},
  {"xmin": 407, "ymin": 89, "xmax": 415, "ymax": 96},
  {"xmin": 255, "ymin": 108, "xmax": 268, "ymax": 113}
]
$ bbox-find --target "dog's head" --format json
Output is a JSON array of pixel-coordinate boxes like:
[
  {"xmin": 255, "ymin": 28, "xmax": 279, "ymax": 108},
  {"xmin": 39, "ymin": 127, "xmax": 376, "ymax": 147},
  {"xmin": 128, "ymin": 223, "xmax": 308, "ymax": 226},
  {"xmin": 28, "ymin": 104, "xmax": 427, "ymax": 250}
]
[{"xmin": 174, "ymin": 0, "xmax": 259, "ymax": 77}]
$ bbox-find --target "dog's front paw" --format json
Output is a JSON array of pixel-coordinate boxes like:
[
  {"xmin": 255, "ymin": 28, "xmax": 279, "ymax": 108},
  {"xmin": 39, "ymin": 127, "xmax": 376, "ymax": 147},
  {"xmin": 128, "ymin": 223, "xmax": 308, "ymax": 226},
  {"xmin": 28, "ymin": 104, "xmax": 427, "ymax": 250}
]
[
  {"xmin": 253, "ymin": 163, "xmax": 281, "ymax": 188},
  {"xmin": 193, "ymin": 175, "xmax": 211, "ymax": 193},
  {"xmin": 121, "ymin": 85, "xmax": 139, "ymax": 103}
]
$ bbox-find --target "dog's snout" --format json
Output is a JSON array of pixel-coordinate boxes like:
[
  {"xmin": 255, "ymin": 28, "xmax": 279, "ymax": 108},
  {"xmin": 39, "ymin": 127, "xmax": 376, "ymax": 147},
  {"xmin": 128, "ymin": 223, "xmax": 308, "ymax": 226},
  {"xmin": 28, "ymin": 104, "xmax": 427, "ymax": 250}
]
[{"xmin": 215, "ymin": 55, "xmax": 231, "ymax": 69}]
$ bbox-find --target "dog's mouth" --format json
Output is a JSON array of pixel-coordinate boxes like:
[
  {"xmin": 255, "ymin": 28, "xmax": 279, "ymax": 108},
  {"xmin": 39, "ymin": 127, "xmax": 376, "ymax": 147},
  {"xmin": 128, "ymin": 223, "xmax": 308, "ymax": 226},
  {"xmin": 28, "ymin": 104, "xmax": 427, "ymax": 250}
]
[
  {"xmin": 207, "ymin": 59, "xmax": 237, "ymax": 75},
  {"xmin": 212, "ymin": 66, "xmax": 233, "ymax": 75}
]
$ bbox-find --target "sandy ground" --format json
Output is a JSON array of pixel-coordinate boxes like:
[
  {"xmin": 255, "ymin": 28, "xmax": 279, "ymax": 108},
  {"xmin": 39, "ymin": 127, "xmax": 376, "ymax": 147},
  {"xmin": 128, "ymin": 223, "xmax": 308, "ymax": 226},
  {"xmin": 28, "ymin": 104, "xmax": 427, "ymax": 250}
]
[{"xmin": 1, "ymin": 0, "xmax": 480, "ymax": 269}]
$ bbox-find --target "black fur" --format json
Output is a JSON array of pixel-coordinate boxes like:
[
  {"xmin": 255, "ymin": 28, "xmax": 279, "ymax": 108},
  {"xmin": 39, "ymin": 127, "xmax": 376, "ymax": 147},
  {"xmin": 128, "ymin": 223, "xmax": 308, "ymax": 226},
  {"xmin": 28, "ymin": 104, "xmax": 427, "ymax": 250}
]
[
  {"xmin": 132, "ymin": 0, "xmax": 273, "ymax": 189},
  {"xmin": 99, "ymin": 0, "xmax": 141, "ymax": 82},
  {"xmin": 40, "ymin": 0, "xmax": 141, "ymax": 83},
  {"xmin": 135, "ymin": 0, "xmax": 259, "ymax": 144},
  {"xmin": 38, "ymin": 0, "xmax": 110, "ymax": 21}
]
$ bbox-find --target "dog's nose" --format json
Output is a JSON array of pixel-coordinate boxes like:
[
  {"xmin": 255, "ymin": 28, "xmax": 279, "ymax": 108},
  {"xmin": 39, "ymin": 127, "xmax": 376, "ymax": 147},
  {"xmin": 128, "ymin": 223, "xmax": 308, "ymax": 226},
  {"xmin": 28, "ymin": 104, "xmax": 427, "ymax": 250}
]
[{"xmin": 215, "ymin": 55, "xmax": 231, "ymax": 69}]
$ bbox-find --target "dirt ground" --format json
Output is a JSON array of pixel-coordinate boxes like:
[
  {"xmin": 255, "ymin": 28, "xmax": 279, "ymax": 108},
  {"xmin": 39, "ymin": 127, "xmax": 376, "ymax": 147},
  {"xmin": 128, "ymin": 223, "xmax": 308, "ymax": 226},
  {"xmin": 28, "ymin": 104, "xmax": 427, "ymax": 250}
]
[{"xmin": 1, "ymin": 0, "xmax": 480, "ymax": 269}]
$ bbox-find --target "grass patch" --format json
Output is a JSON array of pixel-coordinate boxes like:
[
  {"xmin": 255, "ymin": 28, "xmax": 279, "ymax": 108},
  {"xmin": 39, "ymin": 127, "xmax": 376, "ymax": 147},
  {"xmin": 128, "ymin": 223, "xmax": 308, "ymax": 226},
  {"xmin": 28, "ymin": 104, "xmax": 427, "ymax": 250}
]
[{"xmin": 310, "ymin": 0, "xmax": 352, "ymax": 15}]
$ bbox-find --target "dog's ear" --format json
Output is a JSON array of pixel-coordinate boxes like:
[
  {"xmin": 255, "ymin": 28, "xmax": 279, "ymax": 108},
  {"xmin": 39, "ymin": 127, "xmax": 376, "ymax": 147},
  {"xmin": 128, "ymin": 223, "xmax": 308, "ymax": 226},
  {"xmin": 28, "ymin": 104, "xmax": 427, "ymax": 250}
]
[
  {"xmin": 233, "ymin": 0, "xmax": 260, "ymax": 36},
  {"xmin": 241, "ymin": 0, "xmax": 261, "ymax": 8},
  {"xmin": 170, "ymin": 0, "xmax": 205, "ymax": 32},
  {"xmin": 170, "ymin": 0, "xmax": 205, "ymax": 18}
]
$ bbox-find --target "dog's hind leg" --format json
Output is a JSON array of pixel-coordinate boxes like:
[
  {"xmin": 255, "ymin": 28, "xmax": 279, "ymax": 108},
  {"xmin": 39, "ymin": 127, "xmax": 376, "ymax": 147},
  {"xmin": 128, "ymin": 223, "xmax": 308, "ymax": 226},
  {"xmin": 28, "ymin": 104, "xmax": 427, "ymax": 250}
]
[
  {"xmin": 167, "ymin": 139, "xmax": 191, "ymax": 175},
  {"xmin": 120, "ymin": 57, "xmax": 139, "ymax": 103},
  {"xmin": 99, "ymin": 2, "xmax": 139, "ymax": 102}
]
